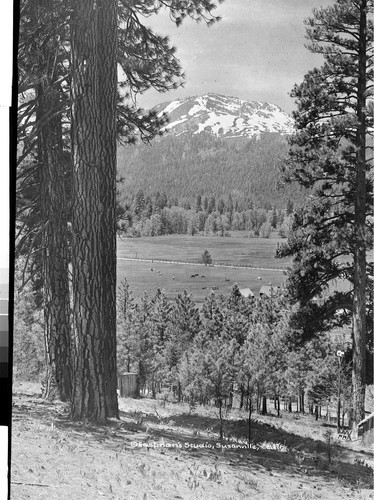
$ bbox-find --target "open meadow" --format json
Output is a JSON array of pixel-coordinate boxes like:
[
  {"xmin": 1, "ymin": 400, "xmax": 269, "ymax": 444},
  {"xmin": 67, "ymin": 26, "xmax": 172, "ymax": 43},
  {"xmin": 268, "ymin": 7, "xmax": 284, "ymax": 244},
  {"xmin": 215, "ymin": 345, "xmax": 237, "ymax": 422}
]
[{"xmin": 117, "ymin": 234, "xmax": 291, "ymax": 302}]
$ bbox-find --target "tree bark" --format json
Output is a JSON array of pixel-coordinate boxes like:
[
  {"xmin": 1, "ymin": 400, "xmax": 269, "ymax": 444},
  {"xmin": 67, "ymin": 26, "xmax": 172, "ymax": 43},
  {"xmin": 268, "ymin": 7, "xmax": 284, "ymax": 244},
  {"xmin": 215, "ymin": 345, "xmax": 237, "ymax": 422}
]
[
  {"xmin": 97, "ymin": 0, "xmax": 119, "ymax": 419},
  {"xmin": 300, "ymin": 391, "xmax": 304, "ymax": 414},
  {"xmin": 261, "ymin": 396, "xmax": 267, "ymax": 415},
  {"xmin": 352, "ymin": 0, "xmax": 367, "ymax": 432},
  {"xmin": 70, "ymin": 0, "xmax": 118, "ymax": 422},
  {"xmin": 247, "ymin": 398, "xmax": 252, "ymax": 446},
  {"xmin": 219, "ymin": 399, "xmax": 223, "ymax": 440},
  {"xmin": 36, "ymin": 0, "xmax": 72, "ymax": 401},
  {"xmin": 38, "ymin": 82, "xmax": 72, "ymax": 402},
  {"xmin": 240, "ymin": 385, "xmax": 244, "ymax": 409}
]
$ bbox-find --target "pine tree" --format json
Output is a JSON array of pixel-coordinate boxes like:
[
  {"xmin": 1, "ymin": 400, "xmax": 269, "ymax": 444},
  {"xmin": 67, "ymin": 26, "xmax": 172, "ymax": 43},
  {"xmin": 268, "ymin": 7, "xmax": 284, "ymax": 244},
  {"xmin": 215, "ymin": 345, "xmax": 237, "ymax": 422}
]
[
  {"xmin": 200, "ymin": 330, "xmax": 238, "ymax": 438},
  {"xmin": 13, "ymin": 261, "xmax": 45, "ymax": 380},
  {"xmin": 203, "ymin": 196, "xmax": 209, "ymax": 211},
  {"xmin": 170, "ymin": 291, "xmax": 201, "ymax": 360},
  {"xmin": 280, "ymin": 0, "xmax": 373, "ymax": 430},
  {"xmin": 116, "ymin": 279, "xmax": 135, "ymax": 373},
  {"xmin": 269, "ymin": 208, "xmax": 277, "ymax": 229},
  {"xmin": 226, "ymin": 193, "xmax": 234, "ymax": 226},
  {"xmin": 134, "ymin": 189, "xmax": 146, "ymax": 218},
  {"xmin": 217, "ymin": 198, "xmax": 225, "ymax": 214},
  {"xmin": 145, "ymin": 289, "xmax": 174, "ymax": 397},
  {"xmin": 18, "ymin": 0, "xmax": 72, "ymax": 401},
  {"xmin": 208, "ymin": 196, "xmax": 216, "ymax": 213},
  {"xmin": 236, "ymin": 336, "xmax": 257, "ymax": 442},
  {"xmin": 17, "ymin": 0, "xmax": 224, "ymax": 422},
  {"xmin": 201, "ymin": 249, "xmax": 213, "ymax": 266},
  {"xmin": 307, "ymin": 344, "xmax": 352, "ymax": 429},
  {"xmin": 69, "ymin": 0, "xmax": 119, "ymax": 422},
  {"xmin": 195, "ymin": 194, "xmax": 202, "ymax": 212}
]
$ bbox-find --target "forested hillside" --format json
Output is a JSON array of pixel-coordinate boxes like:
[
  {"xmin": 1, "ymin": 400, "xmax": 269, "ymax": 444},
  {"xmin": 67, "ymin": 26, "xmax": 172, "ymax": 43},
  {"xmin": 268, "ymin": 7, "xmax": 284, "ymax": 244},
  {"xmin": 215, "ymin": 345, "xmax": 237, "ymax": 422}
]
[{"xmin": 117, "ymin": 131, "xmax": 305, "ymax": 210}]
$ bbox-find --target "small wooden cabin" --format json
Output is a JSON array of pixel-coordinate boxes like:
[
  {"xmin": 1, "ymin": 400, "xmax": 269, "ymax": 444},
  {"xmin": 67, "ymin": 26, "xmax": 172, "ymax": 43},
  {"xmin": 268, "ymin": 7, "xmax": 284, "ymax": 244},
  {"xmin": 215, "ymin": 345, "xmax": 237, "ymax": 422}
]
[
  {"xmin": 239, "ymin": 288, "xmax": 254, "ymax": 298},
  {"xmin": 259, "ymin": 285, "xmax": 280, "ymax": 297}
]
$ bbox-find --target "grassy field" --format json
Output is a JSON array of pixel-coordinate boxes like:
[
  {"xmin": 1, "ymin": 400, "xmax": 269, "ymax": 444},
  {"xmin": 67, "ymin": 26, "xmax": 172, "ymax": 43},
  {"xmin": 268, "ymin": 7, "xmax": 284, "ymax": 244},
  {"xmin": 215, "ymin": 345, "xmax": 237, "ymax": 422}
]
[
  {"xmin": 11, "ymin": 381, "xmax": 374, "ymax": 500},
  {"xmin": 117, "ymin": 233, "xmax": 291, "ymax": 267},
  {"xmin": 117, "ymin": 234, "xmax": 291, "ymax": 301}
]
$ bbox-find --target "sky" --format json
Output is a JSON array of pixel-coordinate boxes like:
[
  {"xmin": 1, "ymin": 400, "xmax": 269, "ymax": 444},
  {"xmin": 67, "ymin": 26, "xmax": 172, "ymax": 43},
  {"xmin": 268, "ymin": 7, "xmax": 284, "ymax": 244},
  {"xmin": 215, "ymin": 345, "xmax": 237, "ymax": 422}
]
[{"xmin": 137, "ymin": 0, "xmax": 334, "ymax": 114}]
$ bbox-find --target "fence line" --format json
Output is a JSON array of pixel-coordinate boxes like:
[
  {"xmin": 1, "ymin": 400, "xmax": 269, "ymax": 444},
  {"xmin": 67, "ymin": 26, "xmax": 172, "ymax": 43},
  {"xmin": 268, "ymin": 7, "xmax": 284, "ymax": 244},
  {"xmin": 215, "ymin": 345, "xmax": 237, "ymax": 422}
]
[{"xmin": 117, "ymin": 256, "xmax": 287, "ymax": 273}]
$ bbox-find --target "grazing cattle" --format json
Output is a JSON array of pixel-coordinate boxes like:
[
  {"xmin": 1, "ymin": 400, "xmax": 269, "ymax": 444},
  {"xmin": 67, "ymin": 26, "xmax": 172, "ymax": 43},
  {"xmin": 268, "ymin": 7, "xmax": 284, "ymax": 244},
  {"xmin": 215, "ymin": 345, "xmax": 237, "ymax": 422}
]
[
  {"xmin": 224, "ymin": 277, "xmax": 230, "ymax": 282},
  {"xmin": 150, "ymin": 268, "xmax": 153, "ymax": 271},
  {"xmin": 172, "ymin": 276, "xmax": 175, "ymax": 280},
  {"xmin": 257, "ymin": 277, "xmax": 262, "ymax": 280},
  {"xmin": 191, "ymin": 273, "xmax": 199, "ymax": 278},
  {"xmin": 201, "ymin": 275, "xmax": 205, "ymax": 278}
]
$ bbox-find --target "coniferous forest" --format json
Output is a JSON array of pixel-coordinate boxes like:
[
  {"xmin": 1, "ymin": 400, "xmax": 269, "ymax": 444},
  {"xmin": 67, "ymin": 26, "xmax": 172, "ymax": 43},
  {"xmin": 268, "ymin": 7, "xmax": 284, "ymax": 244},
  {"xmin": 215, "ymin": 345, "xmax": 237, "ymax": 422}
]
[{"xmin": 117, "ymin": 132, "xmax": 305, "ymax": 211}]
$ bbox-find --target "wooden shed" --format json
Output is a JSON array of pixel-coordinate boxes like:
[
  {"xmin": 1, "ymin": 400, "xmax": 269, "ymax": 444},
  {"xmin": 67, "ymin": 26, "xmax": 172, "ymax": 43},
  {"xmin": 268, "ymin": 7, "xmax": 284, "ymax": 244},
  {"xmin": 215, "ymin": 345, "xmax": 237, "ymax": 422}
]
[{"xmin": 117, "ymin": 372, "xmax": 139, "ymax": 398}]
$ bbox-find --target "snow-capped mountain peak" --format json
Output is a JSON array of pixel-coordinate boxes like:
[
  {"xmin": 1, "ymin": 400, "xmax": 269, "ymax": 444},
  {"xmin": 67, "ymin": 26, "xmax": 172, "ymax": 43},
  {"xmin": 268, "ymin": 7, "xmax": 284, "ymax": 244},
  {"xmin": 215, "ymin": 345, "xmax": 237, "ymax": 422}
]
[{"xmin": 153, "ymin": 93, "xmax": 294, "ymax": 138}]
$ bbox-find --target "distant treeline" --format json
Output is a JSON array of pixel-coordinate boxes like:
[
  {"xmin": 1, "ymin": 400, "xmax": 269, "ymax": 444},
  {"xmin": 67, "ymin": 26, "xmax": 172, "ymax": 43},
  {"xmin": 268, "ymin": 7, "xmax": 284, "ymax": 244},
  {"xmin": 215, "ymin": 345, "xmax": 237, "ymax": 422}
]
[{"xmin": 117, "ymin": 189, "xmax": 294, "ymax": 238}]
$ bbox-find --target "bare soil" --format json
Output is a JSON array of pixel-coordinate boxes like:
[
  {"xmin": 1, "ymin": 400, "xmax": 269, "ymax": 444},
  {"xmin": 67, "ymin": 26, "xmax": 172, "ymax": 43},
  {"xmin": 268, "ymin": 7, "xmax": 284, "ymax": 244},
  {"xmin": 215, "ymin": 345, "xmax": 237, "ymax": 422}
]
[{"xmin": 11, "ymin": 381, "xmax": 373, "ymax": 499}]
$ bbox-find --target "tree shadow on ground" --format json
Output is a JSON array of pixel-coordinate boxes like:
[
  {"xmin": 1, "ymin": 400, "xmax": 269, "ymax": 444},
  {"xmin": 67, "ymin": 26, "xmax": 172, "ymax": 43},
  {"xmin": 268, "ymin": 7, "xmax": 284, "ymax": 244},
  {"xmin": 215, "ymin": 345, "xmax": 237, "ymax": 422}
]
[
  {"xmin": 124, "ymin": 406, "xmax": 373, "ymax": 457},
  {"xmin": 12, "ymin": 391, "xmax": 373, "ymax": 491}
]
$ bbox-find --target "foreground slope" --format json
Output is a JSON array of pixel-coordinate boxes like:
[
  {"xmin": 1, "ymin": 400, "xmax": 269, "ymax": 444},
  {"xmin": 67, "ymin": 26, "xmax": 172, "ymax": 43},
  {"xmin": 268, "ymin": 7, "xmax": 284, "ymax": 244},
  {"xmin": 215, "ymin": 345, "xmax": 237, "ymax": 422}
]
[{"xmin": 11, "ymin": 382, "xmax": 373, "ymax": 499}]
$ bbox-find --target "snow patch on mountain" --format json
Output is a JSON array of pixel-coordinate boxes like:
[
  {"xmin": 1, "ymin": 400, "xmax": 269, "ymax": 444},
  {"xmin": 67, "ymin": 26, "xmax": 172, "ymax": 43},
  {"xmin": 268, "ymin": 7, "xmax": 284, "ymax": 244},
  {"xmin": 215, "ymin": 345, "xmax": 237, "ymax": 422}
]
[
  {"xmin": 164, "ymin": 116, "xmax": 188, "ymax": 130},
  {"xmin": 154, "ymin": 93, "xmax": 294, "ymax": 139},
  {"xmin": 162, "ymin": 100, "xmax": 184, "ymax": 115}
]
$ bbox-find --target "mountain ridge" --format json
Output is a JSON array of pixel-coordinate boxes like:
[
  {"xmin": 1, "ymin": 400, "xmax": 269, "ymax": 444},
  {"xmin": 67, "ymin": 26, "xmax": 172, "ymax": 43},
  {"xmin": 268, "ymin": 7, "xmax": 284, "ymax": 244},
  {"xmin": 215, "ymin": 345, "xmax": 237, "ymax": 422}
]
[
  {"xmin": 116, "ymin": 93, "xmax": 301, "ymax": 210},
  {"xmin": 153, "ymin": 93, "xmax": 294, "ymax": 139}
]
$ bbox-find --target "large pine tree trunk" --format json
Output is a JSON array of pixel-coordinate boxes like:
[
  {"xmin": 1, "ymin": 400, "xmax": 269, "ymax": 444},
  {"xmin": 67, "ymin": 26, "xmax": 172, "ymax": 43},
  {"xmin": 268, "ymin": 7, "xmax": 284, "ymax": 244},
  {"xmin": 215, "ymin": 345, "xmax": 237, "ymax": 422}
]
[
  {"xmin": 38, "ymin": 83, "xmax": 72, "ymax": 402},
  {"xmin": 352, "ymin": 0, "xmax": 367, "ymax": 432},
  {"xmin": 70, "ymin": 0, "xmax": 118, "ymax": 422},
  {"xmin": 36, "ymin": 0, "xmax": 72, "ymax": 401},
  {"xmin": 98, "ymin": 0, "xmax": 119, "ymax": 419}
]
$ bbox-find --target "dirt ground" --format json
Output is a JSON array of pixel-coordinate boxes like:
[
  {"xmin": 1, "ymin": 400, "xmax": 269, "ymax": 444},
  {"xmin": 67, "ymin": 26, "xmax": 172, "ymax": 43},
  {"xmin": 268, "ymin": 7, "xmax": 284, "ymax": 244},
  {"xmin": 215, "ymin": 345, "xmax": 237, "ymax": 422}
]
[{"xmin": 10, "ymin": 381, "xmax": 374, "ymax": 499}]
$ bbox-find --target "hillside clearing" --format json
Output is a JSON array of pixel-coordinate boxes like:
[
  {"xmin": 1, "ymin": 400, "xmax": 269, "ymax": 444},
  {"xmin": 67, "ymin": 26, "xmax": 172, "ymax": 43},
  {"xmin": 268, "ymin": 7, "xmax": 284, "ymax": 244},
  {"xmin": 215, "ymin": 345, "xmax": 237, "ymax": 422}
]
[{"xmin": 11, "ymin": 381, "xmax": 373, "ymax": 500}]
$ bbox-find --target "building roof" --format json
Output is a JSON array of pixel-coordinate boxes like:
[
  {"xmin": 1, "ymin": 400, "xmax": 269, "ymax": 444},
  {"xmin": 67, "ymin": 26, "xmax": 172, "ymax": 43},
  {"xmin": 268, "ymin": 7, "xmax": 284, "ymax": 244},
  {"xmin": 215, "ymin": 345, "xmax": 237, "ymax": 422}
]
[
  {"xmin": 259, "ymin": 285, "xmax": 280, "ymax": 297},
  {"xmin": 239, "ymin": 288, "xmax": 255, "ymax": 298},
  {"xmin": 358, "ymin": 412, "xmax": 374, "ymax": 428}
]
